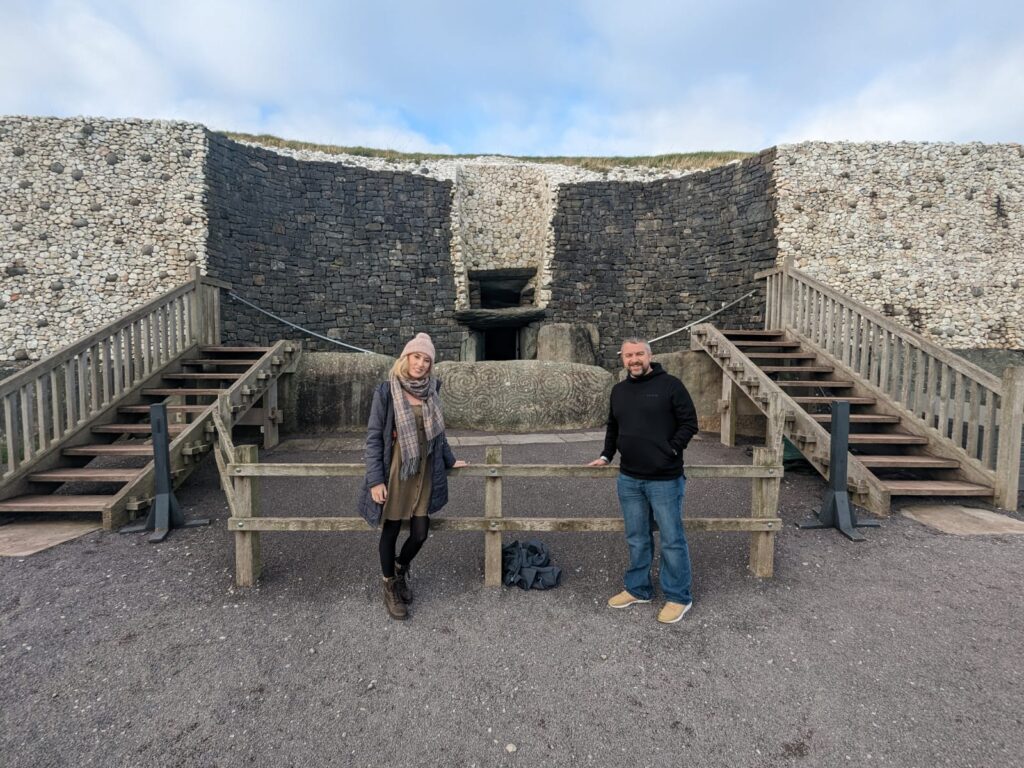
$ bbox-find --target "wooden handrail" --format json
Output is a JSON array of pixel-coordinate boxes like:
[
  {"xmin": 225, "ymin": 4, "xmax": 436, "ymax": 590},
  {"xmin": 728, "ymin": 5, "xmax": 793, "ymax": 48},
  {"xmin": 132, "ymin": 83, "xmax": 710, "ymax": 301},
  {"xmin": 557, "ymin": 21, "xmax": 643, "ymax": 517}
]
[
  {"xmin": 781, "ymin": 267, "xmax": 1000, "ymax": 392},
  {"xmin": 761, "ymin": 264, "xmax": 1022, "ymax": 506},
  {"xmin": 223, "ymin": 462, "xmax": 782, "ymax": 479},
  {"xmin": 0, "ymin": 282, "xmax": 195, "ymax": 398},
  {"xmin": 1, "ymin": 269, "xmax": 228, "ymax": 484}
]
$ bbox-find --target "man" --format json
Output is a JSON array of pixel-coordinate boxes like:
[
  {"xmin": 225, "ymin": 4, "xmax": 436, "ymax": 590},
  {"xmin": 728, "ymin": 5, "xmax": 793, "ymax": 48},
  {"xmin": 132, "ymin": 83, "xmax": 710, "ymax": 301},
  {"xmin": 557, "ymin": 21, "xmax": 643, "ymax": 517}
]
[{"xmin": 588, "ymin": 338, "xmax": 699, "ymax": 624}]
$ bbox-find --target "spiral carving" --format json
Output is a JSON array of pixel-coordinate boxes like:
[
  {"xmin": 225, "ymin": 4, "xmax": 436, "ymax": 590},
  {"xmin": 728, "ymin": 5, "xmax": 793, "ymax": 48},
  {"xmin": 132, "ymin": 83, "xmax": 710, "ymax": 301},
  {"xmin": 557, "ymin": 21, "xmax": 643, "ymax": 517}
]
[{"xmin": 435, "ymin": 361, "xmax": 613, "ymax": 431}]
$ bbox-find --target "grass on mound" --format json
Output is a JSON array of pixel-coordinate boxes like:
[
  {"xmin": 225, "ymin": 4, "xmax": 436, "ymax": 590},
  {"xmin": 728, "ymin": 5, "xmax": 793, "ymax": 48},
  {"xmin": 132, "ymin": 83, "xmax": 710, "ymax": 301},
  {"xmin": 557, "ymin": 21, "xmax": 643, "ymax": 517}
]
[{"xmin": 222, "ymin": 132, "xmax": 752, "ymax": 172}]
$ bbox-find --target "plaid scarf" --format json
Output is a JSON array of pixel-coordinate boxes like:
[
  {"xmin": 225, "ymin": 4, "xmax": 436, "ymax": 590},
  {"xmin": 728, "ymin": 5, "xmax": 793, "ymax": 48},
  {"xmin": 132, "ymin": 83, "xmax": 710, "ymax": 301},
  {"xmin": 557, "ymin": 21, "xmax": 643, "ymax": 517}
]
[{"xmin": 390, "ymin": 374, "xmax": 445, "ymax": 480}]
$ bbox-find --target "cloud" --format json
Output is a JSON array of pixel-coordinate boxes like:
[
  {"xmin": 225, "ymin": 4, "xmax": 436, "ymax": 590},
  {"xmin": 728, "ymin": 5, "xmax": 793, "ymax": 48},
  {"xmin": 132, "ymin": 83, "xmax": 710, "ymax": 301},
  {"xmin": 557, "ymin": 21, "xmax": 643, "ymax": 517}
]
[
  {"xmin": 778, "ymin": 42, "xmax": 1024, "ymax": 143},
  {"xmin": 2, "ymin": 1, "xmax": 1022, "ymax": 154},
  {"xmin": 0, "ymin": 0, "xmax": 448, "ymax": 151}
]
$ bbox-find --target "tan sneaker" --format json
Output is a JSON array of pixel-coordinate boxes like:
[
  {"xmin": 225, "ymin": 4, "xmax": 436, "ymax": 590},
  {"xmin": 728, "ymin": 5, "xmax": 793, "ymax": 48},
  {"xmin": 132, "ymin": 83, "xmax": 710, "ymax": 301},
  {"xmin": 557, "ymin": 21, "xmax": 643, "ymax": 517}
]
[
  {"xmin": 607, "ymin": 590, "xmax": 651, "ymax": 609},
  {"xmin": 657, "ymin": 601, "xmax": 692, "ymax": 624}
]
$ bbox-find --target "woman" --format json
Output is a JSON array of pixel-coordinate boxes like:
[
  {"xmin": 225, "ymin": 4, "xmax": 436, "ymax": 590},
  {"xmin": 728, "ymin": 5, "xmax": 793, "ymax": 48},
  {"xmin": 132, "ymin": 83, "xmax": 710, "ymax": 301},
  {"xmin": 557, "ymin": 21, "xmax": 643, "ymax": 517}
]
[{"xmin": 358, "ymin": 333, "xmax": 467, "ymax": 620}]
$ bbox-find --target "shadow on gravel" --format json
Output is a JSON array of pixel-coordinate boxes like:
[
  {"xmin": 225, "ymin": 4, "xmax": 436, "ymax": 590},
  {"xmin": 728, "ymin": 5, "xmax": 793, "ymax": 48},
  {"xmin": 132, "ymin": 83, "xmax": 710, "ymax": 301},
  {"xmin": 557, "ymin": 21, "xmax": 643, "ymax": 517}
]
[{"xmin": 2, "ymin": 432, "xmax": 1022, "ymax": 768}]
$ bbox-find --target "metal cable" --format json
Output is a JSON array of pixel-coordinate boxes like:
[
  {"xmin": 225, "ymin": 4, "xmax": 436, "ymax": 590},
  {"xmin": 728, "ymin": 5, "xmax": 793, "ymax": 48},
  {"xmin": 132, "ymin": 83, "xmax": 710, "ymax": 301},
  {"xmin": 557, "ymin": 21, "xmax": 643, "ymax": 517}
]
[
  {"xmin": 647, "ymin": 289, "xmax": 759, "ymax": 346},
  {"xmin": 226, "ymin": 285, "xmax": 759, "ymax": 356},
  {"xmin": 225, "ymin": 292, "xmax": 374, "ymax": 353}
]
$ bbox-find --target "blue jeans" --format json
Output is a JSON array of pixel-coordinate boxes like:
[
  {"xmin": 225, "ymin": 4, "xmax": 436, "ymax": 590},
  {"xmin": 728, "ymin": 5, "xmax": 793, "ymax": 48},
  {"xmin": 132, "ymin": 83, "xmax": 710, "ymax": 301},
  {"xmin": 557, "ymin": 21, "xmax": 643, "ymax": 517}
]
[{"xmin": 616, "ymin": 474, "xmax": 693, "ymax": 605}]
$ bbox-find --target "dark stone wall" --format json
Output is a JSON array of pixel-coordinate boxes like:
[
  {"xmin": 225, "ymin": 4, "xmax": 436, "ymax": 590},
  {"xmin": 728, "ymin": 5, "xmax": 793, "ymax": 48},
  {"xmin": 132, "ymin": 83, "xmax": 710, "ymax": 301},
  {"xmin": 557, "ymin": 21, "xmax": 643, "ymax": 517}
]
[
  {"xmin": 203, "ymin": 134, "xmax": 461, "ymax": 359},
  {"xmin": 548, "ymin": 150, "xmax": 778, "ymax": 368}
]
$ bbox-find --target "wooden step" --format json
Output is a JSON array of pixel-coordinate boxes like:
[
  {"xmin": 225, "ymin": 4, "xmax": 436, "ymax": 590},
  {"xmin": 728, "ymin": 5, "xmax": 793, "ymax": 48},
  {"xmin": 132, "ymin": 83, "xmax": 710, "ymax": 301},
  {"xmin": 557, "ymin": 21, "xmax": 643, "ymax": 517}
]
[
  {"xmin": 142, "ymin": 388, "xmax": 223, "ymax": 397},
  {"xmin": 0, "ymin": 495, "xmax": 110, "ymax": 512},
  {"xmin": 793, "ymin": 396, "xmax": 877, "ymax": 405},
  {"xmin": 812, "ymin": 413, "xmax": 900, "ymax": 424},
  {"xmin": 721, "ymin": 330, "xmax": 785, "ymax": 337},
  {"xmin": 732, "ymin": 341, "xmax": 802, "ymax": 348},
  {"xmin": 119, "ymin": 404, "xmax": 210, "ymax": 414},
  {"xmin": 825, "ymin": 455, "xmax": 960, "ymax": 469},
  {"xmin": 199, "ymin": 346, "xmax": 270, "ymax": 354},
  {"xmin": 762, "ymin": 366, "xmax": 835, "ymax": 374},
  {"xmin": 848, "ymin": 434, "xmax": 929, "ymax": 445},
  {"xmin": 28, "ymin": 468, "xmax": 143, "ymax": 483},
  {"xmin": 64, "ymin": 444, "xmax": 153, "ymax": 457},
  {"xmin": 163, "ymin": 373, "xmax": 243, "ymax": 381},
  {"xmin": 882, "ymin": 480, "xmax": 992, "ymax": 496},
  {"xmin": 745, "ymin": 352, "xmax": 818, "ymax": 360},
  {"xmin": 182, "ymin": 359, "xmax": 260, "ymax": 367},
  {"xmin": 92, "ymin": 423, "xmax": 186, "ymax": 435},
  {"xmin": 777, "ymin": 380, "xmax": 854, "ymax": 389}
]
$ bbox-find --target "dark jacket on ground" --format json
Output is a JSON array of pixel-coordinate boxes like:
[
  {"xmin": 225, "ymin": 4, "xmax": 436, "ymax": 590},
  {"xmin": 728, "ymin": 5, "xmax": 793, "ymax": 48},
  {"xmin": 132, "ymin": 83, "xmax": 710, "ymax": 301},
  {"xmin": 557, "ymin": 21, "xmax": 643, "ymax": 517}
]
[
  {"xmin": 601, "ymin": 362, "xmax": 699, "ymax": 481},
  {"xmin": 357, "ymin": 381, "xmax": 457, "ymax": 527}
]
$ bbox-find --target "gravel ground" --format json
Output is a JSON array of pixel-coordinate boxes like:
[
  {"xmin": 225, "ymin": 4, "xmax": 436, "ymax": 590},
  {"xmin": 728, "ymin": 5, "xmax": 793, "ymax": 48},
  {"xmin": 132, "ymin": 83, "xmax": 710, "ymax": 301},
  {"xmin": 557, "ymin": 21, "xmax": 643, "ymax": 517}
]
[{"xmin": 2, "ymin": 432, "xmax": 1023, "ymax": 768}]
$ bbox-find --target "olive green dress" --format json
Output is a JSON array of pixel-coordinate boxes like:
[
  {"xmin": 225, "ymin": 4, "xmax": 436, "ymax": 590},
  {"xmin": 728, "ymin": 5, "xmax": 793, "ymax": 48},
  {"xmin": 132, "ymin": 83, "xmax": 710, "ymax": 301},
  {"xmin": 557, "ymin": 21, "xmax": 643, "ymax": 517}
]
[{"xmin": 382, "ymin": 404, "xmax": 432, "ymax": 521}]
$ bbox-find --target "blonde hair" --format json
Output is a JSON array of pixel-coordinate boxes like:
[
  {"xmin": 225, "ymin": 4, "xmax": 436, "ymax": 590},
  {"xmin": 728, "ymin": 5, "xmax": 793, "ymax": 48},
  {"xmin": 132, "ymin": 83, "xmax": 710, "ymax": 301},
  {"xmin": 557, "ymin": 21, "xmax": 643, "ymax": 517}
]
[{"xmin": 390, "ymin": 353, "xmax": 431, "ymax": 380}]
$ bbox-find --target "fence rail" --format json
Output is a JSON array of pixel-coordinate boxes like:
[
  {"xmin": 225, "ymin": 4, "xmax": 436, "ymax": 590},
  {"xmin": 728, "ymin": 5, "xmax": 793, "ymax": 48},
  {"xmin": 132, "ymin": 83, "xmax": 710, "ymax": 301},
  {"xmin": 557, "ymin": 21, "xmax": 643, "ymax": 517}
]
[
  {"xmin": 0, "ymin": 268, "xmax": 223, "ymax": 488},
  {"xmin": 212, "ymin": 413, "xmax": 785, "ymax": 587},
  {"xmin": 759, "ymin": 263, "xmax": 1024, "ymax": 508}
]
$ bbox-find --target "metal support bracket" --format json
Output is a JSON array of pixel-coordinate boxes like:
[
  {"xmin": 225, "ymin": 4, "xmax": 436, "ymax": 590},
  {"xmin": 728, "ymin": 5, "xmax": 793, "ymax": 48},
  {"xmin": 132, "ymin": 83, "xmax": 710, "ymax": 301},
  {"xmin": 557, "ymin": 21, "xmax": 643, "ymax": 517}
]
[
  {"xmin": 118, "ymin": 403, "xmax": 210, "ymax": 543},
  {"xmin": 798, "ymin": 400, "xmax": 880, "ymax": 542}
]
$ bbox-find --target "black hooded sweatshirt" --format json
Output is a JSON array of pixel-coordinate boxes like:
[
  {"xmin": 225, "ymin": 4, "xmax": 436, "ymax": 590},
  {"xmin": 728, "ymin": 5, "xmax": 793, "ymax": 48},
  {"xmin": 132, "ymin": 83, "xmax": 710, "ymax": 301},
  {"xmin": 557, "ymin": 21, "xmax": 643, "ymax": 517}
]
[{"xmin": 600, "ymin": 362, "xmax": 699, "ymax": 480}]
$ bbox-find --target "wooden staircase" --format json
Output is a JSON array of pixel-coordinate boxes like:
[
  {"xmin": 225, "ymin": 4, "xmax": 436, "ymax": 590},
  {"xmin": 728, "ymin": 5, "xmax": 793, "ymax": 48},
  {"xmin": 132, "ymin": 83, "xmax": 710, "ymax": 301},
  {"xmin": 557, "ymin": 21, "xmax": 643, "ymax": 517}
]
[
  {"xmin": 1, "ymin": 270, "xmax": 302, "ymax": 529},
  {"xmin": 697, "ymin": 327, "xmax": 993, "ymax": 513},
  {"xmin": 0, "ymin": 346, "xmax": 281, "ymax": 526},
  {"xmin": 692, "ymin": 262, "xmax": 1023, "ymax": 516}
]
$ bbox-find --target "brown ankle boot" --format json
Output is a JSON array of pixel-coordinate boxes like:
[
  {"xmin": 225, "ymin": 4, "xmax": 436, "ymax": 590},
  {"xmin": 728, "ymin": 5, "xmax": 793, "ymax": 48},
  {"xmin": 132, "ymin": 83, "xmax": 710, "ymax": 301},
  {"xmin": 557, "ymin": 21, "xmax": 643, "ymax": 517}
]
[
  {"xmin": 382, "ymin": 576, "xmax": 408, "ymax": 620},
  {"xmin": 394, "ymin": 561, "xmax": 412, "ymax": 604}
]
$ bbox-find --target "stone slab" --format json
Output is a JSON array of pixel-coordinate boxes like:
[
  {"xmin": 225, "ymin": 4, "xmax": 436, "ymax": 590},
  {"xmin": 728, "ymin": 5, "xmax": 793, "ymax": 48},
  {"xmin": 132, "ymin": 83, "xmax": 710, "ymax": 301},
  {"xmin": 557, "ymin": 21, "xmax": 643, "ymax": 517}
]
[
  {"xmin": 0, "ymin": 520, "xmax": 100, "ymax": 557},
  {"xmin": 900, "ymin": 505, "xmax": 1024, "ymax": 535}
]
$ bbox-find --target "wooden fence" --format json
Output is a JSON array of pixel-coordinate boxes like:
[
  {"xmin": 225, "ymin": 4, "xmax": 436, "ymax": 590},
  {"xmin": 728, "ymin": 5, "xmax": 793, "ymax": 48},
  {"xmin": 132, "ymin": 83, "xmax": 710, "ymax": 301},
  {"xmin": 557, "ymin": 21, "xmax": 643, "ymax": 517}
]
[
  {"xmin": 761, "ymin": 261, "xmax": 1024, "ymax": 509},
  {"xmin": 212, "ymin": 410, "xmax": 786, "ymax": 588}
]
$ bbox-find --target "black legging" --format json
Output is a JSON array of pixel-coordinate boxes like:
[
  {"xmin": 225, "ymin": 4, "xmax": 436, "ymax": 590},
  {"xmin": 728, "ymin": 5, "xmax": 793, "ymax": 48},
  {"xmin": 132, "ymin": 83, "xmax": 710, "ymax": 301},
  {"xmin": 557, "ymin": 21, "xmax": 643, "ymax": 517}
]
[{"xmin": 379, "ymin": 517, "xmax": 430, "ymax": 577}]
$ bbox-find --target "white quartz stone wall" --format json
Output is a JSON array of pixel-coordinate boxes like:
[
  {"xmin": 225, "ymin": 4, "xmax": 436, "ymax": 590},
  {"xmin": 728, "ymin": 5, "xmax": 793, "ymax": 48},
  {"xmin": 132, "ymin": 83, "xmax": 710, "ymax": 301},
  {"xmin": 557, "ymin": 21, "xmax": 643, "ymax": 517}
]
[
  {"xmin": 0, "ymin": 117, "xmax": 208, "ymax": 362},
  {"xmin": 450, "ymin": 163, "xmax": 555, "ymax": 309},
  {"xmin": 774, "ymin": 142, "xmax": 1024, "ymax": 349}
]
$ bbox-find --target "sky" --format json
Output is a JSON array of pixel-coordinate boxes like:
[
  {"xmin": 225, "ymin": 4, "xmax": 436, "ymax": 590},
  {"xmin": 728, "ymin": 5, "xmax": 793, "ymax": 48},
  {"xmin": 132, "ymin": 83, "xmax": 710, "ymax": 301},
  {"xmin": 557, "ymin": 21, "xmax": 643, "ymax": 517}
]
[{"xmin": 1, "ymin": 0, "xmax": 1022, "ymax": 155}]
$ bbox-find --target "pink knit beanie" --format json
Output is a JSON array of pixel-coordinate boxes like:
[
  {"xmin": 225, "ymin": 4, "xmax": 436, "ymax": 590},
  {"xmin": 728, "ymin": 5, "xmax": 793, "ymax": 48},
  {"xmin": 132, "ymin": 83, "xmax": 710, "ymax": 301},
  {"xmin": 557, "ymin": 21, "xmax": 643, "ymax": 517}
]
[{"xmin": 401, "ymin": 333, "xmax": 435, "ymax": 363}]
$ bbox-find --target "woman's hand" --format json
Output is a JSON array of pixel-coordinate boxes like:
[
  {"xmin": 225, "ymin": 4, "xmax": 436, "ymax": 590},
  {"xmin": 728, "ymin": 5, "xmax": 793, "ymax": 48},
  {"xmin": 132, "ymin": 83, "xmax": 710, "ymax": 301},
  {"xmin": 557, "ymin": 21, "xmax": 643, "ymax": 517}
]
[
  {"xmin": 370, "ymin": 483, "xmax": 388, "ymax": 504},
  {"xmin": 452, "ymin": 460, "xmax": 469, "ymax": 468}
]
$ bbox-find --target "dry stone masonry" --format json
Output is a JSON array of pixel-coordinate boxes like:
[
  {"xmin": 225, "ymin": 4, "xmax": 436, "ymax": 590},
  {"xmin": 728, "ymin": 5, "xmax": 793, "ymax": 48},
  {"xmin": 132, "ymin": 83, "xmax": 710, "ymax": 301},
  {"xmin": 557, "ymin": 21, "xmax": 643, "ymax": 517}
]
[
  {"xmin": 0, "ymin": 117, "xmax": 207, "ymax": 363},
  {"xmin": 2, "ymin": 117, "xmax": 1022, "ymax": 374},
  {"xmin": 204, "ymin": 134, "xmax": 462, "ymax": 360},
  {"xmin": 549, "ymin": 151, "xmax": 778, "ymax": 368}
]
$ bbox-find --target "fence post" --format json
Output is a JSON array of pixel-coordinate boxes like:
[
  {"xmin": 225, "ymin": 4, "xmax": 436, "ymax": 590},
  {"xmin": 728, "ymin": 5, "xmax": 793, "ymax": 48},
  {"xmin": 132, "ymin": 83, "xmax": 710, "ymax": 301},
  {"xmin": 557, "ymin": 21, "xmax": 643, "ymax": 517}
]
[
  {"xmin": 234, "ymin": 444, "xmax": 261, "ymax": 587},
  {"xmin": 261, "ymin": 380, "xmax": 279, "ymax": 450},
  {"xmin": 778, "ymin": 254, "xmax": 795, "ymax": 330},
  {"xmin": 484, "ymin": 446, "xmax": 503, "ymax": 587},
  {"xmin": 720, "ymin": 372, "xmax": 740, "ymax": 447},
  {"xmin": 188, "ymin": 266, "xmax": 203, "ymax": 346},
  {"xmin": 749, "ymin": 395, "xmax": 785, "ymax": 577},
  {"xmin": 208, "ymin": 279, "xmax": 223, "ymax": 347},
  {"xmin": 994, "ymin": 367, "xmax": 1024, "ymax": 509}
]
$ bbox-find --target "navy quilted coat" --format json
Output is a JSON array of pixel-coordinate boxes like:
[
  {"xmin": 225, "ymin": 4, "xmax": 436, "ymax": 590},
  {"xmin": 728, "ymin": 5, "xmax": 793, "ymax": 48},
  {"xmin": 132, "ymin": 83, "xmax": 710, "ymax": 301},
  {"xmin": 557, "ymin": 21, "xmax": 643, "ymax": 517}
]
[{"xmin": 357, "ymin": 381, "xmax": 457, "ymax": 527}]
